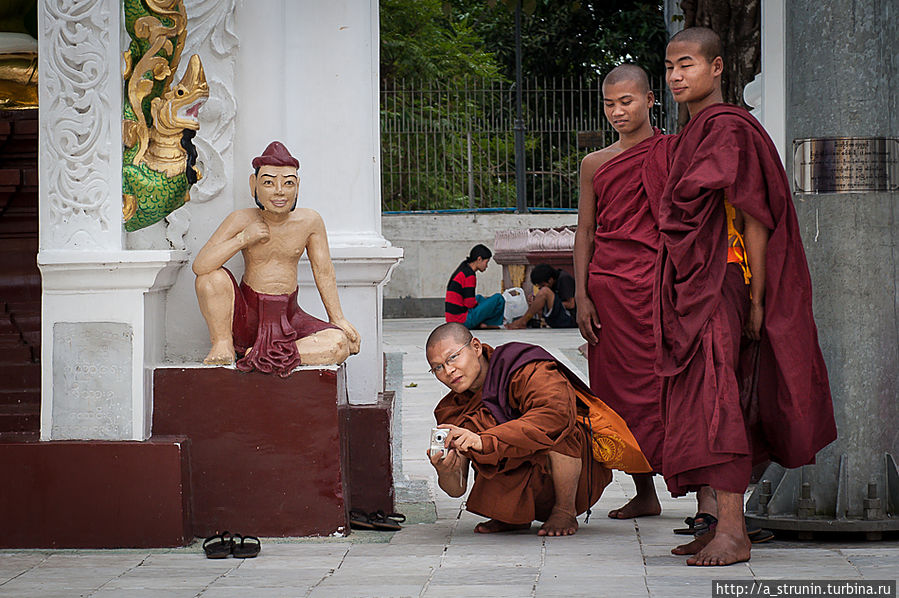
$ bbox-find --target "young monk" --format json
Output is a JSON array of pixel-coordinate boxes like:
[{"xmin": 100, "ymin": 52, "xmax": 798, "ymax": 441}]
[
  {"xmin": 656, "ymin": 27, "xmax": 836, "ymax": 566},
  {"xmin": 573, "ymin": 64, "xmax": 668, "ymax": 520},
  {"xmin": 426, "ymin": 323, "xmax": 651, "ymax": 536}
]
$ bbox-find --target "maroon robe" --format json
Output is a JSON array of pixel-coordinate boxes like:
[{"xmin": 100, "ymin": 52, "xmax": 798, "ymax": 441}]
[
  {"xmin": 653, "ymin": 104, "xmax": 836, "ymax": 496},
  {"xmin": 587, "ymin": 129, "xmax": 668, "ymax": 472}
]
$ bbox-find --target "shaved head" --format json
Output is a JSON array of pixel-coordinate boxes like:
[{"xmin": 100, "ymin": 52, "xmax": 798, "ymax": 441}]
[
  {"xmin": 668, "ymin": 27, "xmax": 723, "ymax": 62},
  {"xmin": 602, "ymin": 64, "xmax": 650, "ymax": 94},
  {"xmin": 426, "ymin": 323, "xmax": 472, "ymax": 352}
]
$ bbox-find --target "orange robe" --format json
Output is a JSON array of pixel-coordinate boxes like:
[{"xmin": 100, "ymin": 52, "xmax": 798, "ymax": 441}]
[{"xmin": 433, "ymin": 347, "xmax": 611, "ymax": 524}]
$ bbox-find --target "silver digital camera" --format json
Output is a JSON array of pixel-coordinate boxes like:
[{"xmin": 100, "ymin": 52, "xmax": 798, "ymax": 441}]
[{"xmin": 429, "ymin": 427, "xmax": 448, "ymax": 458}]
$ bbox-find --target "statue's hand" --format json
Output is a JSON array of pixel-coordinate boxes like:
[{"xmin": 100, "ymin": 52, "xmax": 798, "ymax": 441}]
[
  {"xmin": 332, "ymin": 318, "xmax": 361, "ymax": 355},
  {"xmin": 242, "ymin": 220, "xmax": 270, "ymax": 246}
]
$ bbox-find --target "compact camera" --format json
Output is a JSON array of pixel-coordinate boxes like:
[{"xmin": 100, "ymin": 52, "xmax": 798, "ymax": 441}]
[{"xmin": 429, "ymin": 427, "xmax": 448, "ymax": 458}]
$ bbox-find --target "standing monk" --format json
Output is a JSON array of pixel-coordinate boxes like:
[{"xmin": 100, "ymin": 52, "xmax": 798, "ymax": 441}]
[
  {"xmin": 657, "ymin": 28, "xmax": 836, "ymax": 565},
  {"xmin": 426, "ymin": 323, "xmax": 651, "ymax": 536},
  {"xmin": 193, "ymin": 141, "xmax": 360, "ymax": 376},
  {"xmin": 573, "ymin": 64, "xmax": 668, "ymax": 520}
]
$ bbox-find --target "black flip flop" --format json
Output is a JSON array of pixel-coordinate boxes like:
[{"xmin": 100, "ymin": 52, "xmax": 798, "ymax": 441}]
[
  {"xmin": 368, "ymin": 510, "xmax": 405, "ymax": 531},
  {"xmin": 232, "ymin": 534, "xmax": 261, "ymax": 558},
  {"xmin": 203, "ymin": 531, "xmax": 234, "ymax": 559},
  {"xmin": 673, "ymin": 512, "xmax": 717, "ymax": 536},
  {"xmin": 748, "ymin": 525, "xmax": 775, "ymax": 544},
  {"xmin": 349, "ymin": 509, "xmax": 377, "ymax": 530}
]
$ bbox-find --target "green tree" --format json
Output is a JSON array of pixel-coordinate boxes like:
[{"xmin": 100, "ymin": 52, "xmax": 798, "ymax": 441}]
[
  {"xmin": 380, "ymin": 0, "xmax": 503, "ymax": 85},
  {"xmin": 450, "ymin": 0, "xmax": 668, "ymax": 81}
]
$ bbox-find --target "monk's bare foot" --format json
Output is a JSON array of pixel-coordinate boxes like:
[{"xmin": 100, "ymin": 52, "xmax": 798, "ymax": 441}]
[
  {"xmin": 608, "ymin": 494, "xmax": 662, "ymax": 519},
  {"xmin": 537, "ymin": 509, "xmax": 578, "ymax": 537},
  {"xmin": 686, "ymin": 530, "xmax": 751, "ymax": 566},
  {"xmin": 473, "ymin": 519, "xmax": 531, "ymax": 534},
  {"xmin": 672, "ymin": 530, "xmax": 715, "ymax": 555},
  {"xmin": 203, "ymin": 341, "xmax": 236, "ymax": 365}
]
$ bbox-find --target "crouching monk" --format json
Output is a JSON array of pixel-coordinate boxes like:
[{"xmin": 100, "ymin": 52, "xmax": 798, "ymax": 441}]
[
  {"xmin": 426, "ymin": 322, "xmax": 651, "ymax": 536},
  {"xmin": 193, "ymin": 141, "xmax": 360, "ymax": 376}
]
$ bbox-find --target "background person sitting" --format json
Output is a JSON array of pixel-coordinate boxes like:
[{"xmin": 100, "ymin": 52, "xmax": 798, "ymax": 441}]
[
  {"xmin": 507, "ymin": 264, "xmax": 578, "ymax": 329},
  {"xmin": 444, "ymin": 244, "xmax": 505, "ymax": 330}
]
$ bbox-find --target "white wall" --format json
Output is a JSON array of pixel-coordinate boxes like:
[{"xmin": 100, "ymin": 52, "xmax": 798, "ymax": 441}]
[{"xmin": 383, "ymin": 213, "xmax": 578, "ymax": 300}]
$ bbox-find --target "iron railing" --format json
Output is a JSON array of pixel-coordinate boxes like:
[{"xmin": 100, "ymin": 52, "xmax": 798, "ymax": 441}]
[{"xmin": 381, "ymin": 77, "xmax": 668, "ymax": 213}]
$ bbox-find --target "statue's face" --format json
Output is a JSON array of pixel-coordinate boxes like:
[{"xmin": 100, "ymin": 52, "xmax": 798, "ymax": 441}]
[{"xmin": 250, "ymin": 165, "xmax": 299, "ymax": 212}]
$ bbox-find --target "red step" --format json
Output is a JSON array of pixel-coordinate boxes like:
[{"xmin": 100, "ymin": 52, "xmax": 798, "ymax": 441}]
[
  {"xmin": 0, "ymin": 389, "xmax": 40, "ymax": 408},
  {"xmin": 0, "ymin": 337, "xmax": 33, "ymax": 362},
  {"xmin": 0, "ymin": 362, "xmax": 40, "ymax": 390},
  {"xmin": 0, "ymin": 402, "xmax": 40, "ymax": 434}
]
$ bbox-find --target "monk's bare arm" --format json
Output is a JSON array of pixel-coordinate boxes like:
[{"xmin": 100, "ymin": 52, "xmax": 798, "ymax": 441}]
[
  {"xmin": 507, "ymin": 287, "xmax": 550, "ymax": 329},
  {"xmin": 192, "ymin": 211, "xmax": 267, "ymax": 276},
  {"xmin": 305, "ymin": 210, "xmax": 361, "ymax": 352},
  {"xmin": 574, "ymin": 150, "xmax": 611, "ymax": 344},
  {"xmin": 430, "ymin": 449, "xmax": 469, "ymax": 498},
  {"xmin": 742, "ymin": 210, "xmax": 769, "ymax": 340}
]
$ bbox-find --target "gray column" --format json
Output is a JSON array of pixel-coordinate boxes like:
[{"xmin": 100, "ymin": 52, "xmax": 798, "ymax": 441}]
[{"xmin": 748, "ymin": 0, "xmax": 898, "ymax": 534}]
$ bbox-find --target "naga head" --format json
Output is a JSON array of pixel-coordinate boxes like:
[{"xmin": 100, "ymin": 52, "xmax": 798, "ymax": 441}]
[{"xmin": 150, "ymin": 54, "xmax": 208, "ymax": 136}]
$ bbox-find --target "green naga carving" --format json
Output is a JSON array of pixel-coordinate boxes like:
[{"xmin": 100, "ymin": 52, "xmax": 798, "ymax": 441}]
[{"xmin": 122, "ymin": 0, "xmax": 209, "ymax": 232}]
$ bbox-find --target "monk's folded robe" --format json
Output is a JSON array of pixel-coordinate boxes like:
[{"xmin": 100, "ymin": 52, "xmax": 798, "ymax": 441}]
[
  {"xmin": 587, "ymin": 128, "xmax": 669, "ymax": 472},
  {"xmin": 434, "ymin": 342, "xmax": 649, "ymax": 525},
  {"xmin": 651, "ymin": 103, "xmax": 837, "ymax": 496}
]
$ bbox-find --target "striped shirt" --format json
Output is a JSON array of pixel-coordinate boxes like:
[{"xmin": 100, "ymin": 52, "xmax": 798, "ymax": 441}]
[{"xmin": 445, "ymin": 262, "xmax": 477, "ymax": 323}]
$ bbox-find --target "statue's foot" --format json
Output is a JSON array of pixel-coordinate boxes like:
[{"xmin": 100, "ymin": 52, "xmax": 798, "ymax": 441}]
[{"xmin": 203, "ymin": 342, "xmax": 236, "ymax": 365}]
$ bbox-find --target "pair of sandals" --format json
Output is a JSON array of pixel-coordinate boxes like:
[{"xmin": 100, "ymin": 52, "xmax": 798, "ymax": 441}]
[
  {"xmin": 674, "ymin": 513, "xmax": 774, "ymax": 543},
  {"xmin": 349, "ymin": 509, "xmax": 405, "ymax": 531},
  {"xmin": 203, "ymin": 531, "xmax": 261, "ymax": 559}
]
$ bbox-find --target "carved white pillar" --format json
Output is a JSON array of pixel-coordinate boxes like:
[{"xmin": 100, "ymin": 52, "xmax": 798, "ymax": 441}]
[
  {"xmin": 232, "ymin": 0, "xmax": 403, "ymax": 405},
  {"xmin": 37, "ymin": 0, "xmax": 187, "ymax": 440}
]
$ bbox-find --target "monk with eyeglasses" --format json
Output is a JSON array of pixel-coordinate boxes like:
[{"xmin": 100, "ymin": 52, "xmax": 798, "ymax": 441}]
[{"xmin": 425, "ymin": 322, "xmax": 651, "ymax": 536}]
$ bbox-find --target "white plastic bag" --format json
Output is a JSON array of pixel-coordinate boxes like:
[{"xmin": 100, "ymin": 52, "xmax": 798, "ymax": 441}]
[{"xmin": 502, "ymin": 287, "xmax": 528, "ymax": 323}]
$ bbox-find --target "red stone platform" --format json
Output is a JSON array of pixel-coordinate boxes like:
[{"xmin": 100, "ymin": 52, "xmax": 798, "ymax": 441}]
[
  {"xmin": 153, "ymin": 366, "xmax": 349, "ymax": 538},
  {"xmin": 0, "ymin": 436, "xmax": 191, "ymax": 548}
]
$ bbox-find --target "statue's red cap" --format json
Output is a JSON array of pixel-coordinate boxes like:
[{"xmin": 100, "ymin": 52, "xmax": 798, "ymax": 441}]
[{"xmin": 252, "ymin": 141, "xmax": 299, "ymax": 169}]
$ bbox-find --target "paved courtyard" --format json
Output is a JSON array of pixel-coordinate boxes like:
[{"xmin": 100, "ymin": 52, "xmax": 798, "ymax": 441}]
[{"xmin": 1, "ymin": 318, "xmax": 896, "ymax": 598}]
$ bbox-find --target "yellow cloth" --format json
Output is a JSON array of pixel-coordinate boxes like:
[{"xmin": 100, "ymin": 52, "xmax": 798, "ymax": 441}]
[
  {"xmin": 725, "ymin": 200, "xmax": 751, "ymax": 285},
  {"xmin": 574, "ymin": 387, "xmax": 653, "ymax": 474}
]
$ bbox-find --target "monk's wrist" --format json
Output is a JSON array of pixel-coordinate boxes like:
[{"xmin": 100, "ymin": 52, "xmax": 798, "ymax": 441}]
[{"xmin": 235, "ymin": 230, "xmax": 247, "ymax": 247}]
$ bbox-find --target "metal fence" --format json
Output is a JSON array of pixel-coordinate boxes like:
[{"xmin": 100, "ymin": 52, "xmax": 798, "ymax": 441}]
[{"xmin": 381, "ymin": 77, "xmax": 668, "ymax": 213}]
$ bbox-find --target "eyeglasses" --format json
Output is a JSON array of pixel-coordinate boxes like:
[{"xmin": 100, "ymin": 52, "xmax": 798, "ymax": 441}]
[{"xmin": 428, "ymin": 339, "xmax": 472, "ymax": 375}]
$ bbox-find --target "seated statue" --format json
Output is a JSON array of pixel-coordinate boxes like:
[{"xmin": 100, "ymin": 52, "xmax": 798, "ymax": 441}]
[{"xmin": 193, "ymin": 141, "xmax": 360, "ymax": 375}]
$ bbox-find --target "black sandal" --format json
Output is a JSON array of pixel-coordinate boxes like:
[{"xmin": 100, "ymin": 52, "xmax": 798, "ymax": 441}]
[
  {"xmin": 349, "ymin": 509, "xmax": 377, "ymax": 530},
  {"xmin": 368, "ymin": 510, "xmax": 405, "ymax": 531},
  {"xmin": 202, "ymin": 531, "xmax": 234, "ymax": 559},
  {"xmin": 673, "ymin": 512, "xmax": 718, "ymax": 536},
  {"xmin": 232, "ymin": 534, "xmax": 261, "ymax": 558}
]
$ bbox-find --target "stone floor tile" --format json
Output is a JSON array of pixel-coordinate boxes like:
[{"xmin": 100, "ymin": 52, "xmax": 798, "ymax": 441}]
[
  {"xmin": 309, "ymin": 584, "xmax": 423, "ymax": 598},
  {"xmin": 423, "ymin": 583, "xmax": 536, "ymax": 598},
  {"xmin": 428, "ymin": 564, "xmax": 539, "ymax": 586},
  {"xmin": 645, "ymin": 576, "xmax": 721, "ymax": 598}
]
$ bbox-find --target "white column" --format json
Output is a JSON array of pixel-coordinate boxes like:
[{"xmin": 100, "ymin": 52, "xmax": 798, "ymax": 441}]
[
  {"xmin": 744, "ymin": 0, "xmax": 787, "ymax": 163},
  {"xmin": 234, "ymin": 0, "xmax": 402, "ymax": 405},
  {"xmin": 37, "ymin": 0, "xmax": 187, "ymax": 440}
]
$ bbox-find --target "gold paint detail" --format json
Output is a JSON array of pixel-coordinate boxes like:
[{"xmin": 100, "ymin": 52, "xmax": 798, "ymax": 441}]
[{"xmin": 123, "ymin": 194, "xmax": 138, "ymax": 220}]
